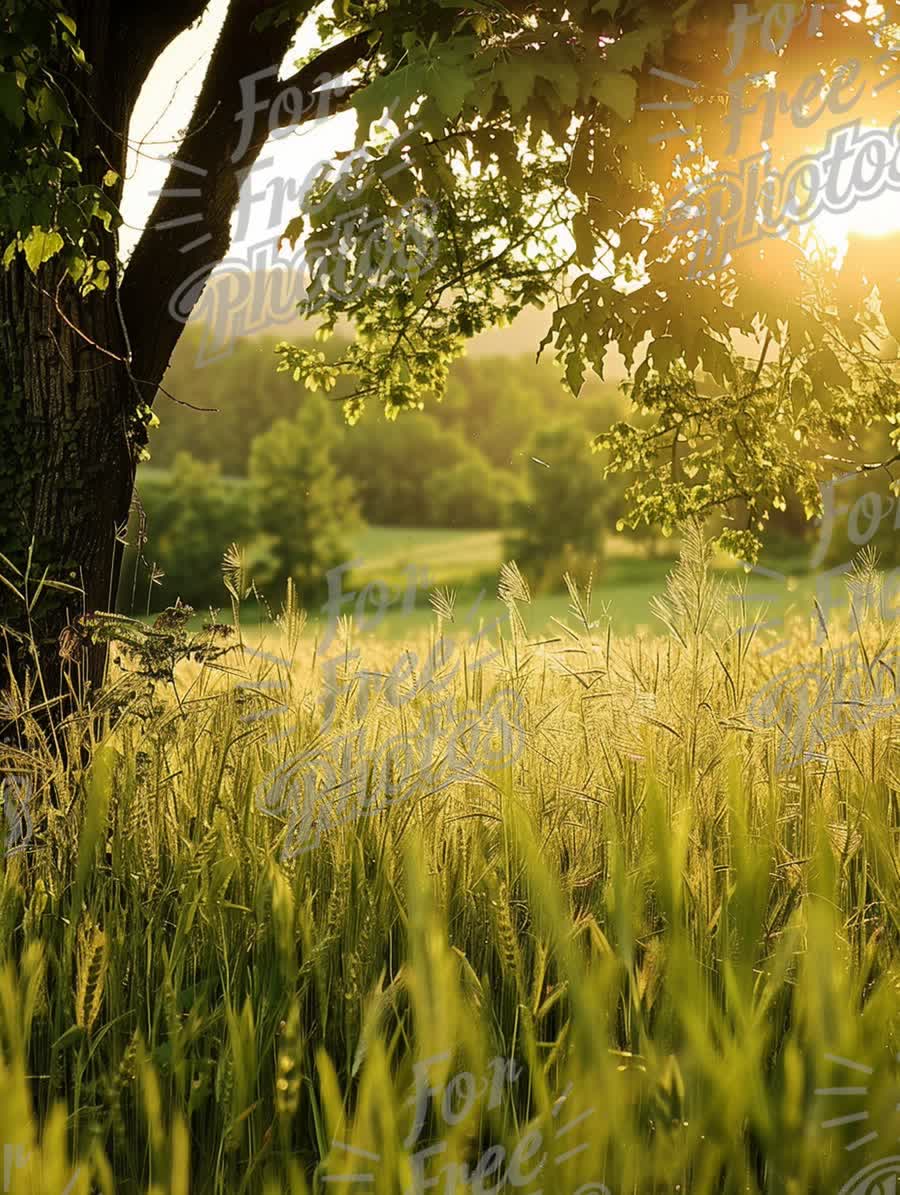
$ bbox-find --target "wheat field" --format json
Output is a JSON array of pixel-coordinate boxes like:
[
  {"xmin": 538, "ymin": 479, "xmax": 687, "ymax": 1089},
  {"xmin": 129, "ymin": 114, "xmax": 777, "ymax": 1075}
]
[{"xmin": 1, "ymin": 530, "xmax": 899, "ymax": 1195}]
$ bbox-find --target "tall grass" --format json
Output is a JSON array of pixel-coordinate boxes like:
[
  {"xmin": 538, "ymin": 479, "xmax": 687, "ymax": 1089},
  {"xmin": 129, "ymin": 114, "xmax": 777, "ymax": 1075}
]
[{"xmin": 0, "ymin": 529, "xmax": 898, "ymax": 1194}]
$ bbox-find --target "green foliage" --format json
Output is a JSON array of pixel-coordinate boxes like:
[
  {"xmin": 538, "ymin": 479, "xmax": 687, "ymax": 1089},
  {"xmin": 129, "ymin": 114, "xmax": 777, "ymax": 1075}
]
[
  {"xmin": 332, "ymin": 406, "xmax": 468, "ymax": 527},
  {"xmin": 248, "ymin": 395, "xmax": 360, "ymax": 601},
  {"xmin": 592, "ymin": 314, "xmax": 900, "ymax": 563},
  {"xmin": 506, "ymin": 419, "xmax": 607, "ymax": 593},
  {"xmin": 5, "ymin": 0, "xmax": 900, "ymax": 602},
  {"xmin": 423, "ymin": 454, "xmax": 517, "ymax": 529},
  {"xmin": 269, "ymin": 0, "xmax": 900, "ymax": 558},
  {"xmin": 154, "ymin": 331, "xmax": 626, "ymax": 535},
  {"xmin": 0, "ymin": 0, "xmax": 119, "ymax": 284},
  {"xmin": 122, "ymin": 454, "xmax": 255, "ymax": 613},
  {"xmin": 276, "ymin": 124, "xmax": 575, "ymax": 425},
  {"xmin": 126, "ymin": 420, "xmax": 360, "ymax": 611},
  {"xmin": 824, "ymin": 498, "xmax": 900, "ymax": 571},
  {"xmin": 435, "ymin": 356, "xmax": 624, "ymax": 471},
  {"xmin": 815, "ymin": 445, "xmax": 900, "ymax": 571},
  {"xmin": 153, "ymin": 330, "xmax": 354, "ymax": 477},
  {"xmin": 78, "ymin": 604, "xmax": 235, "ymax": 686}
]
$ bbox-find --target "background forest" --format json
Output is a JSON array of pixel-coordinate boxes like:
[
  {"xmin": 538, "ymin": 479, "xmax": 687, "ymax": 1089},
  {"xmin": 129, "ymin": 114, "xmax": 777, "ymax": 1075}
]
[
  {"xmin": 130, "ymin": 326, "xmax": 632, "ymax": 612},
  {"xmin": 131, "ymin": 324, "xmax": 900, "ymax": 626}
]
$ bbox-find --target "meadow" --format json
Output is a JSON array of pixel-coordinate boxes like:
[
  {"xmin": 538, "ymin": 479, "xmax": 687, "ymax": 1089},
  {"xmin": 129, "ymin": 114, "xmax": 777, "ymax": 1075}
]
[
  {"xmin": 204, "ymin": 523, "xmax": 832, "ymax": 643},
  {"xmin": 2, "ymin": 530, "xmax": 899, "ymax": 1195}
]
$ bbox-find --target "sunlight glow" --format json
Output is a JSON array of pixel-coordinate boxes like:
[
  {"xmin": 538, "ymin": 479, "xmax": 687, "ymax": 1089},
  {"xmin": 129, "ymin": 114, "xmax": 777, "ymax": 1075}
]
[{"xmin": 814, "ymin": 189, "xmax": 900, "ymax": 258}]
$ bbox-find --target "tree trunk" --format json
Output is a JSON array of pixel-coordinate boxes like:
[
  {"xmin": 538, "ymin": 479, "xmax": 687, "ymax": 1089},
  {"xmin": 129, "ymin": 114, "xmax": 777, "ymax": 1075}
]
[
  {"xmin": 0, "ymin": 0, "xmax": 207, "ymax": 742},
  {"xmin": 0, "ymin": 255, "xmax": 137, "ymax": 736},
  {"xmin": 0, "ymin": 0, "xmax": 368, "ymax": 747}
]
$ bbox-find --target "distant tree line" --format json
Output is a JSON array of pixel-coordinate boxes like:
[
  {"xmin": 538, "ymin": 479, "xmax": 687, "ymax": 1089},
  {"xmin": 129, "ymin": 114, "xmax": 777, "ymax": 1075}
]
[
  {"xmin": 148, "ymin": 327, "xmax": 624, "ymax": 522},
  {"xmin": 125, "ymin": 328, "xmax": 639, "ymax": 610},
  {"xmin": 128, "ymin": 326, "xmax": 877, "ymax": 615}
]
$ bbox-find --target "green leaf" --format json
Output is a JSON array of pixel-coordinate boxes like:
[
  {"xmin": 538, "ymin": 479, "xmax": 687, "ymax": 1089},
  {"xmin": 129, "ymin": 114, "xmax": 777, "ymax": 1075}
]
[
  {"xmin": 497, "ymin": 61, "xmax": 536, "ymax": 115},
  {"xmin": 352, "ymin": 63, "xmax": 429, "ymax": 136},
  {"xmin": 102, "ymin": 169, "xmax": 119, "ymax": 187},
  {"xmin": 565, "ymin": 350, "xmax": 585, "ymax": 394},
  {"xmin": 23, "ymin": 227, "xmax": 64, "ymax": 274},
  {"xmin": 697, "ymin": 334, "xmax": 732, "ymax": 383},
  {"xmin": 649, "ymin": 336, "xmax": 681, "ymax": 374},
  {"xmin": 430, "ymin": 62, "xmax": 473, "ymax": 120},
  {"xmin": 537, "ymin": 62, "xmax": 580, "ymax": 111},
  {"xmin": 52, "ymin": 1023, "xmax": 85, "ymax": 1051},
  {"xmin": 34, "ymin": 84, "xmax": 72, "ymax": 127},
  {"xmin": 382, "ymin": 161, "xmax": 416, "ymax": 204},
  {"xmin": 591, "ymin": 72, "xmax": 637, "ymax": 121},
  {"xmin": 0, "ymin": 73, "xmax": 23, "ymax": 130},
  {"xmin": 6, "ymin": 192, "xmax": 26, "ymax": 230},
  {"xmin": 605, "ymin": 28, "xmax": 661, "ymax": 72},
  {"xmin": 64, "ymin": 35, "xmax": 86, "ymax": 68},
  {"xmin": 279, "ymin": 215, "xmax": 305, "ymax": 249},
  {"xmin": 58, "ymin": 13, "xmax": 77, "ymax": 35},
  {"xmin": 617, "ymin": 218, "xmax": 646, "ymax": 258},
  {"xmin": 473, "ymin": 78, "xmax": 498, "ymax": 118}
]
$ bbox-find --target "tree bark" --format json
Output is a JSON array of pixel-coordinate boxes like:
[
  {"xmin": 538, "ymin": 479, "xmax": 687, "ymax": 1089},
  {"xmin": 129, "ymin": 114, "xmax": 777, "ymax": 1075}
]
[{"xmin": 0, "ymin": 258, "xmax": 135, "ymax": 727}]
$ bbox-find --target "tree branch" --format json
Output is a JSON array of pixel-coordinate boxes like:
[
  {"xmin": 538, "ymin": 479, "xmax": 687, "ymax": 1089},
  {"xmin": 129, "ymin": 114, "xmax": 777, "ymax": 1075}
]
[{"xmin": 120, "ymin": 1, "xmax": 373, "ymax": 391}]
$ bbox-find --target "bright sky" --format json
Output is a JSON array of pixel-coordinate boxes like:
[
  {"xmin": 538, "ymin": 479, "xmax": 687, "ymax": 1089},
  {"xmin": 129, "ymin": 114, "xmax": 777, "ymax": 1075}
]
[{"xmin": 120, "ymin": 0, "xmax": 353, "ymax": 265}]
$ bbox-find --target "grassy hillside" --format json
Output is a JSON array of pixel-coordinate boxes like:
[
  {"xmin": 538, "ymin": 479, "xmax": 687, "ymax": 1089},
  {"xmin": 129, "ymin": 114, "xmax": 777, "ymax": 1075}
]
[{"xmin": 131, "ymin": 506, "xmax": 835, "ymax": 643}]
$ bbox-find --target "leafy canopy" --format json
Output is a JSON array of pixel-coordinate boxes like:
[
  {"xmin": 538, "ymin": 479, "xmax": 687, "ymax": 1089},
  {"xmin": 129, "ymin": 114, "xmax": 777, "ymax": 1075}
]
[
  {"xmin": 275, "ymin": 0, "xmax": 900, "ymax": 560},
  {"xmin": 7, "ymin": 0, "xmax": 900, "ymax": 559}
]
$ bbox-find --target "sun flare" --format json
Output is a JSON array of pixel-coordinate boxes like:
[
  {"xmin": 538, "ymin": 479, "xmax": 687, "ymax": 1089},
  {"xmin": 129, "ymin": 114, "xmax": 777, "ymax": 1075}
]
[{"xmin": 815, "ymin": 189, "xmax": 900, "ymax": 254}]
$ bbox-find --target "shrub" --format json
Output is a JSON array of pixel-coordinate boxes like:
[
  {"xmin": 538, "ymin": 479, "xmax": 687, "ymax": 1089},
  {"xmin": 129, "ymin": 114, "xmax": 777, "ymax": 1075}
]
[
  {"xmin": 505, "ymin": 420, "xmax": 607, "ymax": 593},
  {"xmin": 332, "ymin": 409, "xmax": 471, "ymax": 527},
  {"xmin": 249, "ymin": 395, "xmax": 361, "ymax": 602},
  {"xmin": 122, "ymin": 453, "xmax": 254, "ymax": 612},
  {"xmin": 424, "ymin": 457, "xmax": 517, "ymax": 529}
]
